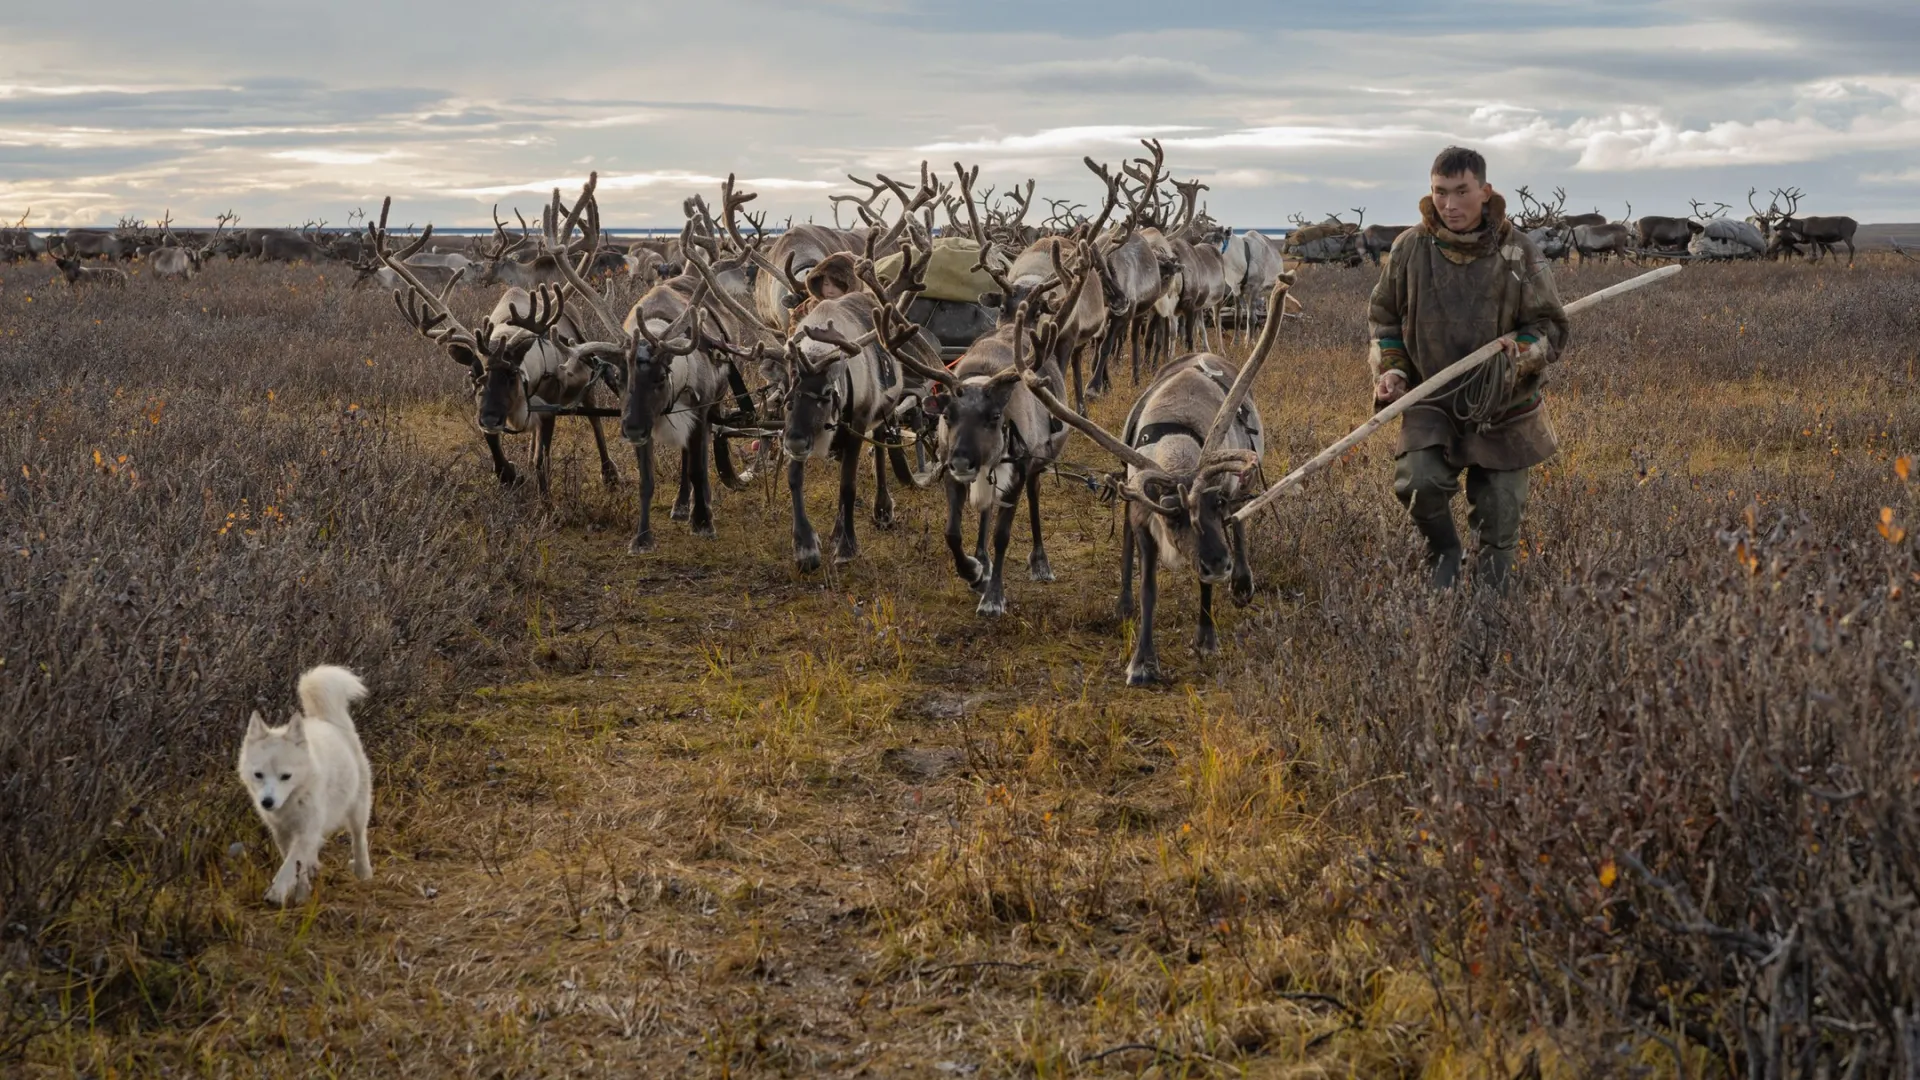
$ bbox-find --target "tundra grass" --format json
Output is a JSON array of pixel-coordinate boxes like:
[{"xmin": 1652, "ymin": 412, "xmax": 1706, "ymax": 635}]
[{"xmin": 9, "ymin": 256, "xmax": 1920, "ymax": 1077}]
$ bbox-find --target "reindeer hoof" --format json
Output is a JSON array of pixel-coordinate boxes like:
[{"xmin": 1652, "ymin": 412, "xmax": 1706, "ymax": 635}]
[
  {"xmin": 1116, "ymin": 599, "xmax": 1136, "ymax": 620},
  {"xmin": 669, "ymin": 504, "xmax": 691, "ymax": 522},
  {"xmin": 628, "ymin": 532, "xmax": 655, "ymax": 554},
  {"xmin": 873, "ymin": 504, "xmax": 895, "ymax": 529},
  {"xmin": 691, "ymin": 518, "xmax": 716, "ymax": 539},
  {"xmin": 833, "ymin": 541, "xmax": 858, "ymax": 565},
  {"xmin": 1028, "ymin": 555, "xmax": 1055, "ymax": 583},
  {"xmin": 1194, "ymin": 631, "xmax": 1220, "ymax": 657},
  {"xmin": 795, "ymin": 541, "xmax": 821, "ymax": 573},
  {"xmin": 495, "ymin": 464, "xmax": 520, "ymax": 487},
  {"xmin": 601, "ymin": 467, "xmax": 621, "ymax": 488},
  {"xmin": 1125, "ymin": 661, "xmax": 1161, "ymax": 687},
  {"xmin": 976, "ymin": 592, "xmax": 1007, "ymax": 617},
  {"xmin": 1231, "ymin": 577, "xmax": 1254, "ymax": 608}
]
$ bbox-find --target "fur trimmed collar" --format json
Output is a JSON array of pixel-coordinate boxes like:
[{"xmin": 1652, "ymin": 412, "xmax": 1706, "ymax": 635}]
[{"xmin": 1417, "ymin": 191, "xmax": 1511, "ymax": 264}]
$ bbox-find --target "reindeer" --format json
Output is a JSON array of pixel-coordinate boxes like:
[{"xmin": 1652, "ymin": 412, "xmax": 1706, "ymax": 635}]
[
  {"xmin": 1221, "ymin": 229, "xmax": 1287, "ymax": 344},
  {"xmin": 613, "ymin": 276, "xmax": 760, "ymax": 551},
  {"xmin": 476, "ymin": 206, "xmax": 571, "ymax": 289},
  {"xmin": 1514, "ymin": 187, "xmax": 1574, "ymax": 263},
  {"xmin": 1166, "ymin": 179, "xmax": 1230, "ymax": 354},
  {"xmin": 253, "ymin": 227, "xmax": 331, "ymax": 263},
  {"xmin": 1632, "ymin": 208, "xmax": 1697, "ymax": 257},
  {"xmin": 1283, "ymin": 212, "xmax": 1362, "ymax": 265},
  {"xmin": 50, "ymin": 240, "xmax": 128, "ymax": 287},
  {"xmin": 150, "ymin": 211, "xmax": 236, "ymax": 280},
  {"xmin": 1574, "ymin": 222, "xmax": 1633, "ymax": 261},
  {"xmin": 1755, "ymin": 187, "xmax": 1858, "ymax": 265},
  {"xmin": 371, "ymin": 198, "xmax": 623, "ymax": 491},
  {"xmin": 59, "ymin": 228, "xmax": 126, "ymax": 261},
  {"xmin": 886, "ymin": 221, "xmax": 1084, "ymax": 614},
  {"xmin": 1006, "ymin": 233, "xmax": 1109, "ymax": 411},
  {"xmin": 1024, "ymin": 275, "xmax": 1296, "ymax": 685},
  {"xmin": 1083, "ymin": 141, "xmax": 1184, "ymax": 393},
  {"xmin": 743, "ymin": 166, "xmax": 943, "ymax": 332},
  {"xmin": 352, "ymin": 250, "xmax": 473, "ymax": 292},
  {"xmin": 1358, "ymin": 220, "xmax": 1413, "ymax": 266},
  {"xmin": 779, "ymin": 251, "xmax": 938, "ymax": 572}
]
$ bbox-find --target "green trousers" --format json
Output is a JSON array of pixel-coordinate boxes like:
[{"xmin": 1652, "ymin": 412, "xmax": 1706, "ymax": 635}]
[{"xmin": 1392, "ymin": 448, "xmax": 1530, "ymax": 590}]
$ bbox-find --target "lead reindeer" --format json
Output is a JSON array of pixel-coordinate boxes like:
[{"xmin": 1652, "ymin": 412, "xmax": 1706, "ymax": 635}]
[
  {"xmin": 1026, "ymin": 274, "xmax": 1296, "ymax": 685},
  {"xmin": 371, "ymin": 198, "xmax": 624, "ymax": 490}
]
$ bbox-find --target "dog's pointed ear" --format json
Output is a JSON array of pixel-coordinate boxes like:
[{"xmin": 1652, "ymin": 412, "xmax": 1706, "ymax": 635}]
[
  {"xmin": 246, "ymin": 711, "xmax": 268, "ymax": 741},
  {"xmin": 285, "ymin": 714, "xmax": 307, "ymax": 746}
]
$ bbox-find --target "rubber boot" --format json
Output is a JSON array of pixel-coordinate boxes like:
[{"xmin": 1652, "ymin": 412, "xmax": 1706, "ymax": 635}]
[
  {"xmin": 1466, "ymin": 466, "xmax": 1529, "ymax": 594},
  {"xmin": 1415, "ymin": 512, "xmax": 1464, "ymax": 590}
]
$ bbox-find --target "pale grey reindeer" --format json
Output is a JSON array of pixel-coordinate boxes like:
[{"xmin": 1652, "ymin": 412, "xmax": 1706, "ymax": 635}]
[
  {"xmin": 1221, "ymin": 229, "xmax": 1287, "ymax": 345},
  {"xmin": 1025, "ymin": 274, "xmax": 1296, "ymax": 685},
  {"xmin": 150, "ymin": 211, "xmax": 236, "ymax": 281}
]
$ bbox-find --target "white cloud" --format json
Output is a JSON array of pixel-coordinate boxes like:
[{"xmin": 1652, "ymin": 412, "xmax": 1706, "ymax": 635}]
[
  {"xmin": 269, "ymin": 149, "xmax": 398, "ymax": 166},
  {"xmin": 917, "ymin": 125, "xmax": 1201, "ymax": 154}
]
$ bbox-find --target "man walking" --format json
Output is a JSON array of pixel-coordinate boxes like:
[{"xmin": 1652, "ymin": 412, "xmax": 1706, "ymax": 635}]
[{"xmin": 1369, "ymin": 146, "xmax": 1570, "ymax": 590}]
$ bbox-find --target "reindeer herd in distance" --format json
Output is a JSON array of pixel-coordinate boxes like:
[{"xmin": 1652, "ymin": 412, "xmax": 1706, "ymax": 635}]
[
  {"xmin": 3, "ymin": 145, "xmax": 1891, "ymax": 684},
  {"xmin": 1286, "ymin": 184, "xmax": 1868, "ymax": 267}
]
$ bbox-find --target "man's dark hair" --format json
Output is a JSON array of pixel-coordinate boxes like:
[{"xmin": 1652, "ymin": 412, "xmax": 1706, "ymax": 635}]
[{"xmin": 1431, "ymin": 146, "xmax": 1487, "ymax": 182}]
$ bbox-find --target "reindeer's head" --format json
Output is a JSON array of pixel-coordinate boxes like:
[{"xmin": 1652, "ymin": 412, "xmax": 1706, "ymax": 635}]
[
  {"xmin": 936, "ymin": 368, "xmax": 1023, "ymax": 484},
  {"xmin": 619, "ymin": 296, "xmax": 705, "ymax": 448},
  {"xmin": 781, "ymin": 306, "xmax": 867, "ymax": 462},
  {"xmin": 455, "ymin": 326, "xmax": 544, "ymax": 435},
  {"xmin": 1128, "ymin": 447, "xmax": 1261, "ymax": 583}
]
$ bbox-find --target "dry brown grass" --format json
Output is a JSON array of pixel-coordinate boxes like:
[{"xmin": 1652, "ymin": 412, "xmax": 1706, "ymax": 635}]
[{"xmin": 3, "ymin": 253, "xmax": 1918, "ymax": 1077}]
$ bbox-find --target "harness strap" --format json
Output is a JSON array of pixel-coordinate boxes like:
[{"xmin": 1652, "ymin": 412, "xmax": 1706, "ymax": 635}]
[{"xmin": 1136, "ymin": 421, "xmax": 1201, "ymax": 448}]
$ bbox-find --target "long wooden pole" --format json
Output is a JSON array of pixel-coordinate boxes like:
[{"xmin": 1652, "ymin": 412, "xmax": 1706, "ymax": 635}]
[{"xmin": 1231, "ymin": 263, "xmax": 1682, "ymax": 523}]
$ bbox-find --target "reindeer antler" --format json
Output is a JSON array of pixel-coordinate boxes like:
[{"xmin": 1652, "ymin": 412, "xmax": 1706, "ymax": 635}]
[
  {"xmin": 370, "ymin": 196, "xmax": 477, "ymax": 354},
  {"xmin": 1200, "ymin": 272, "xmax": 1296, "ymax": 456},
  {"xmin": 953, "ymin": 163, "xmax": 1016, "ymax": 303}
]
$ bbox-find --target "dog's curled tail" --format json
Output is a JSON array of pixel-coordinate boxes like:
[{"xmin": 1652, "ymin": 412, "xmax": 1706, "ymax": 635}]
[{"xmin": 297, "ymin": 665, "xmax": 369, "ymax": 733}]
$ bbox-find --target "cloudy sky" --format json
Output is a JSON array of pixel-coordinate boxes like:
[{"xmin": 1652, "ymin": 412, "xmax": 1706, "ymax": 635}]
[{"xmin": 1, "ymin": 0, "xmax": 1915, "ymax": 229}]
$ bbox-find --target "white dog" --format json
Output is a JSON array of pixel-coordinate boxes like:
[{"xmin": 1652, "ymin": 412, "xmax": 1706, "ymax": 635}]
[{"xmin": 237, "ymin": 665, "xmax": 374, "ymax": 906}]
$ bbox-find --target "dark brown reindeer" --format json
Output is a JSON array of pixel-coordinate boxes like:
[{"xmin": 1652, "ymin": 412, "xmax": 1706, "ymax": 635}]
[
  {"xmin": 1755, "ymin": 187, "xmax": 1858, "ymax": 265},
  {"xmin": 50, "ymin": 240, "xmax": 128, "ymax": 288},
  {"xmin": 371, "ymin": 198, "xmax": 623, "ymax": 491},
  {"xmin": 1025, "ymin": 274, "xmax": 1296, "ymax": 685}
]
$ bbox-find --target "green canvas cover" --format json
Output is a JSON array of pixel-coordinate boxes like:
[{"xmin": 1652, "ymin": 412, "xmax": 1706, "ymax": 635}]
[{"xmin": 874, "ymin": 237, "xmax": 1007, "ymax": 305}]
